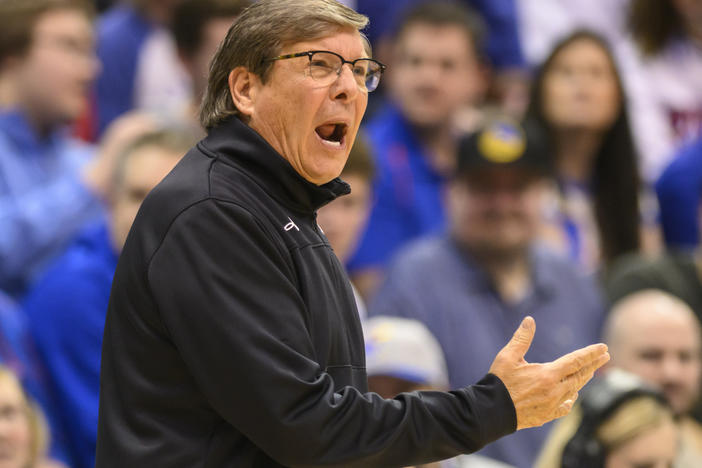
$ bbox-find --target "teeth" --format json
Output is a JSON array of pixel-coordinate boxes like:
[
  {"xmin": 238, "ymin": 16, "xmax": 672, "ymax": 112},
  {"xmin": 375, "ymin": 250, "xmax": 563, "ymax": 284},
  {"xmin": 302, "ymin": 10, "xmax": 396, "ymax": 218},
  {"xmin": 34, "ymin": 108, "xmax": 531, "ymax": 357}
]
[{"xmin": 322, "ymin": 139, "xmax": 341, "ymax": 147}]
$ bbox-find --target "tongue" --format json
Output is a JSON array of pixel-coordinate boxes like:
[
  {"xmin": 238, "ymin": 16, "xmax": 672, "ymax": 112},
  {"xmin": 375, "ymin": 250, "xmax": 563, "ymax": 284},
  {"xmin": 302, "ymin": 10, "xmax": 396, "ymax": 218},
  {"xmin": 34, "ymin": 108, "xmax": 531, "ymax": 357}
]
[{"xmin": 316, "ymin": 124, "xmax": 336, "ymax": 140}]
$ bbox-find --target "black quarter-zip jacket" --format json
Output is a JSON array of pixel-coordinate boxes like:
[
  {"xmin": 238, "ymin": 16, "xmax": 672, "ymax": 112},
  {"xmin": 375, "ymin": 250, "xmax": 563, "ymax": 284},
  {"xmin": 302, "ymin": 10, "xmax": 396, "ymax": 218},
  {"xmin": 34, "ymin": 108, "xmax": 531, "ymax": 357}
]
[{"xmin": 95, "ymin": 117, "xmax": 517, "ymax": 467}]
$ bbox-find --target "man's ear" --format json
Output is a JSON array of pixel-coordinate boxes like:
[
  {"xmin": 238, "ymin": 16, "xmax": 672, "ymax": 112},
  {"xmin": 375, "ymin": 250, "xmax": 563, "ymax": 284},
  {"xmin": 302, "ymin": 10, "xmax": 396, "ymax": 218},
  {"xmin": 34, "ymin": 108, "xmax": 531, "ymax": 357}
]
[{"xmin": 228, "ymin": 66, "xmax": 259, "ymax": 119}]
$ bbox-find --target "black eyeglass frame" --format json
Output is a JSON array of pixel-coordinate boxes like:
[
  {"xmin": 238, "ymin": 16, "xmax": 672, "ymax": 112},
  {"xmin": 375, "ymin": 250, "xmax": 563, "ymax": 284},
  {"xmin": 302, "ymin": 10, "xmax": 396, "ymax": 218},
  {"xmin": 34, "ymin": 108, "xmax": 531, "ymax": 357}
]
[{"xmin": 263, "ymin": 50, "xmax": 386, "ymax": 92}]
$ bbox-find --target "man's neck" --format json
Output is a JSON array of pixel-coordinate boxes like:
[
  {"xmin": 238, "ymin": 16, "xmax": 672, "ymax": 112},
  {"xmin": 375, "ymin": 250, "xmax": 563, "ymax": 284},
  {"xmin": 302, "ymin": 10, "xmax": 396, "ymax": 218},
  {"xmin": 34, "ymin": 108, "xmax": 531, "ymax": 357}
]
[
  {"xmin": 18, "ymin": 104, "xmax": 58, "ymax": 139},
  {"xmin": 414, "ymin": 122, "xmax": 456, "ymax": 177},
  {"xmin": 553, "ymin": 127, "xmax": 603, "ymax": 183},
  {"xmin": 0, "ymin": 89, "xmax": 55, "ymax": 138},
  {"xmin": 469, "ymin": 246, "xmax": 532, "ymax": 305}
]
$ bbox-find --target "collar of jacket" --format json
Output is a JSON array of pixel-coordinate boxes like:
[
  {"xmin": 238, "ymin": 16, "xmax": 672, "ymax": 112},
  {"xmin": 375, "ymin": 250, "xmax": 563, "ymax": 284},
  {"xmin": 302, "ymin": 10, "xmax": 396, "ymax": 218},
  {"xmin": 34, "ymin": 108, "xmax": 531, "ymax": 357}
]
[{"xmin": 202, "ymin": 116, "xmax": 351, "ymax": 214}]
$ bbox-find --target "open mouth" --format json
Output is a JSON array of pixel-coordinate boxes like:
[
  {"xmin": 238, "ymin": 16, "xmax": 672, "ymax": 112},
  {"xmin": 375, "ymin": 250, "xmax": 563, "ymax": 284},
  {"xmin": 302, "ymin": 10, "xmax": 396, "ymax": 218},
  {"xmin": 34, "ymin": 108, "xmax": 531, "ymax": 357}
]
[{"xmin": 315, "ymin": 123, "xmax": 348, "ymax": 148}]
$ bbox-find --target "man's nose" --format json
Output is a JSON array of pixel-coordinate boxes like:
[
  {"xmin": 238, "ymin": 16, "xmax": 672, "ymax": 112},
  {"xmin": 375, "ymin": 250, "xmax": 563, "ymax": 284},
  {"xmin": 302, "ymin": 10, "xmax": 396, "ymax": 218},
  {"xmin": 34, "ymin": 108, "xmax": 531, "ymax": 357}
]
[
  {"xmin": 491, "ymin": 188, "xmax": 521, "ymax": 206},
  {"xmin": 414, "ymin": 59, "xmax": 443, "ymax": 83},
  {"xmin": 660, "ymin": 356, "xmax": 684, "ymax": 380},
  {"xmin": 0, "ymin": 417, "xmax": 12, "ymax": 436},
  {"xmin": 330, "ymin": 64, "xmax": 360, "ymax": 102}
]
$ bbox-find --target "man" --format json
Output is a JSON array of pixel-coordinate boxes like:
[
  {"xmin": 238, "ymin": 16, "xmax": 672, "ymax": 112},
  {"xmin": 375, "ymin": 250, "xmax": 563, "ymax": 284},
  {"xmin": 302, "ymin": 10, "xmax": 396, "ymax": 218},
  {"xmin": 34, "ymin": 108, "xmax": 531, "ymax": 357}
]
[
  {"xmin": 370, "ymin": 119, "xmax": 606, "ymax": 468},
  {"xmin": 96, "ymin": 2, "xmax": 608, "ymax": 466},
  {"xmin": 24, "ymin": 127, "xmax": 192, "ymax": 468},
  {"xmin": 603, "ymin": 290, "xmax": 702, "ymax": 466},
  {"xmin": 348, "ymin": 1, "xmax": 489, "ymax": 298},
  {"xmin": 0, "ymin": 0, "xmax": 101, "ymax": 297},
  {"xmin": 356, "ymin": 0, "xmax": 527, "ymax": 115}
]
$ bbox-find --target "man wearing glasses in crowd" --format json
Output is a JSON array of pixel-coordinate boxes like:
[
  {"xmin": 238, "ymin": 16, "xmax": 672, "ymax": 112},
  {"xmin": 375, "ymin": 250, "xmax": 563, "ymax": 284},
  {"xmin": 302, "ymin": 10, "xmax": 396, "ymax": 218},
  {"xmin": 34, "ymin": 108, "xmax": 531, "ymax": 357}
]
[{"xmin": 95, "ymin": 1, "xmax": 609, "ymax": 466}]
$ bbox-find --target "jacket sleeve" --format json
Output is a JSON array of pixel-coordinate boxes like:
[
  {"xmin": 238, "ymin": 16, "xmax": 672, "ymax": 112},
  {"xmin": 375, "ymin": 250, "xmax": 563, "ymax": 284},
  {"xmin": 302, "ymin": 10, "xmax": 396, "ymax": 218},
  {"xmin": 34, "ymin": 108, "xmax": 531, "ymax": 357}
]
[{"xmin": 147, "ymin": 199, "xmax": 516, "ymax": 467}]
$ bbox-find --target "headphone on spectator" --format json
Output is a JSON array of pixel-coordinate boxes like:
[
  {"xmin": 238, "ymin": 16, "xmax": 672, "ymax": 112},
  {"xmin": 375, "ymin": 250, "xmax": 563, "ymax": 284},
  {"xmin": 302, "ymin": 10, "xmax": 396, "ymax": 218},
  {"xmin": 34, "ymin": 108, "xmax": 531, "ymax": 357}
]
[{"xmin": 560, "ymin": 369, "xmax": 669, "ymax": 468}]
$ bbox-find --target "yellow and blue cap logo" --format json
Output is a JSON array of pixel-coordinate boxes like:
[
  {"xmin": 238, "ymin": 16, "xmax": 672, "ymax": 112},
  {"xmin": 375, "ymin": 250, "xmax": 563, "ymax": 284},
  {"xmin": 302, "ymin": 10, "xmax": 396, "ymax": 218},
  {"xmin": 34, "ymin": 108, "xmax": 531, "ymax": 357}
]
[{"xmin": 477, "ymin": 120, "xmax": 526, "ymax": 164}]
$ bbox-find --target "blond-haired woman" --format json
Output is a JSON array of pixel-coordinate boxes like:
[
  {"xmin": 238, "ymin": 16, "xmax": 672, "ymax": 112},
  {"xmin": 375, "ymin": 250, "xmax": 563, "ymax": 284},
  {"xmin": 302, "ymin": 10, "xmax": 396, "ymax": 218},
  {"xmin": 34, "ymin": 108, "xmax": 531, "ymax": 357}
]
[{"xmin": 536, "ymin": 370, "xmax": 677, "ymax": 468}]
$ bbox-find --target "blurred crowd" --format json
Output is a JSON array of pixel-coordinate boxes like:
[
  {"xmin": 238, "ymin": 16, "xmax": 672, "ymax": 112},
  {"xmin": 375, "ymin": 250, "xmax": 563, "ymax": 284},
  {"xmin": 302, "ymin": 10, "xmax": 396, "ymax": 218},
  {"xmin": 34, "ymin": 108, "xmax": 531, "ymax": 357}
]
[{"xmin": 0, "ymin": 0, "xmax": 701, "ymax": 467}]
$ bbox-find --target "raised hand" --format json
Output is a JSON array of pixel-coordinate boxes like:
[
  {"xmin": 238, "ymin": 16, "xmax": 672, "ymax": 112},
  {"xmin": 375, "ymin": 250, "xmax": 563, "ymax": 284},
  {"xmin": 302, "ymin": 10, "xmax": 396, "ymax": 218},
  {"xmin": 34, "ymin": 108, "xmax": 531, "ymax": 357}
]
[{"xmin": 489, "ymin": 316, "xmax": 610, "ymax": 430}]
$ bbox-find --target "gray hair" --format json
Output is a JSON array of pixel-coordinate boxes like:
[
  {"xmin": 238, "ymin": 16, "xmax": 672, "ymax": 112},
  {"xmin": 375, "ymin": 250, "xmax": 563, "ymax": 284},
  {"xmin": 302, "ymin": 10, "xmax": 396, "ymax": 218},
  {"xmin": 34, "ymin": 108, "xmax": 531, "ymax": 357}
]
[{"xmin": 199, "ymin": 0, "xmax": 369, "ymax": 129}]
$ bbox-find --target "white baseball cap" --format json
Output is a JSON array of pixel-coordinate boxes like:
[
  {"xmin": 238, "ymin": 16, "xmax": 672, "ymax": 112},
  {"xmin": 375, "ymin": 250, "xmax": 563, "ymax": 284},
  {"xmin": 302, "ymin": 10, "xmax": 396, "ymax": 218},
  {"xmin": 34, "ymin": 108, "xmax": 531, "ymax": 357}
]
[{"xmin": 363, "ymin": 316, "xmax": 449, "ymax": 389}]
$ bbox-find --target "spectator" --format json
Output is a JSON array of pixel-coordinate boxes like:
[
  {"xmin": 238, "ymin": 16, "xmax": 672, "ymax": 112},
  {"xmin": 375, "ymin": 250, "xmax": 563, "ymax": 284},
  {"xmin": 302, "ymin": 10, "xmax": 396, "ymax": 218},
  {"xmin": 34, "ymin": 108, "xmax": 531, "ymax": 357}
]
[
  {"xmin": 602, "ymin": 290, "xmax": 702, "ymax": 466},
  {"xmin": 170, "ymin": 0, "xmax": 251, "ymax": 131},
  {"xmin": 0, "ymin": 0, "xmax": 101, "ymax": 298},
  {"xmin": 317, "ymin": 135, "xmax": 375, "ymax": 318},
  {"xmin": 620, "ymin": 0, "xmax": 702, "ymax": 182},
  {"xmin": 364, "ymin": 316, "xmax": 515, "ymax": 468},
  {"xmin": 90, "ymin": 0, "xmax": 187, "ymax": 138},
  {"xmin": 655, "ymin": 136, "xmax": 702, "ymax": 250},
  {"xmin": 355, "ymin": 0, "xmax": 526, "ymax": 115},
  {"xmin": 348, "ymin": 1, "xmax": 489, "ymax": 299},
  {"xmin": 24, "ymin": 126, "xmax": 194, "ymax": 468},
  {"xmin": 0, "ymin": 364, "xmax": 67, "ymax": 468},
  {"xmin": 369, "ymin": 119, "xmax": 605, "ymax": 468},
  {"xmin": 605, "ymin": 223, "xmax": 702, "ymax": 424},
  {"xmin": 527, "ymin": 30, "xmax": 643, "ymax": 272},
  {"xmin": 536, "ymin": 369, "xmax": 678, "ymax": 468}
]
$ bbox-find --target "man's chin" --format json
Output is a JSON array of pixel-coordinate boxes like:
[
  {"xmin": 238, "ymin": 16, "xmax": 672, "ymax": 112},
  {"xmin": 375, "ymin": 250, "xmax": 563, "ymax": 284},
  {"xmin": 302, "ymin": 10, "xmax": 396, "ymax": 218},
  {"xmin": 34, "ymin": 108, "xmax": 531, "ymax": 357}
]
[
  {"xmin": 663, "ymin": 392, "xmax": 696, "ymax": 417},
  {"xmin": 401, "ymin": 106, "xmax": 446, "ymax": 130},
  {"xmin": 464, "ymin": 241, "xmax": 528, "ymax": 262}
]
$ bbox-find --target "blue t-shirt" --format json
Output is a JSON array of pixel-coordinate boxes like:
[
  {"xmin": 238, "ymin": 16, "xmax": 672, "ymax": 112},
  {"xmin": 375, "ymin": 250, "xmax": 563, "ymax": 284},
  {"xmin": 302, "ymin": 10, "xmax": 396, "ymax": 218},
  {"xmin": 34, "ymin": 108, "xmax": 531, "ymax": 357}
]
[
  {"xmin": 370, "ymin": 236, "xmax": 605, "ymax": 468},
  {"xmin": 656, "ymin": 137, "xmax": 702, "ymax": 249},
  {"xmin": 348, "ymin": 105, "xmax": 448, "ymax": 272},
  {"xmin": 0, "ymin": 110, "xmax": 100, "ymax": 297},
  {"xmin": 24, "ymin": 220, "xmax": 118, "ymax": 468}
]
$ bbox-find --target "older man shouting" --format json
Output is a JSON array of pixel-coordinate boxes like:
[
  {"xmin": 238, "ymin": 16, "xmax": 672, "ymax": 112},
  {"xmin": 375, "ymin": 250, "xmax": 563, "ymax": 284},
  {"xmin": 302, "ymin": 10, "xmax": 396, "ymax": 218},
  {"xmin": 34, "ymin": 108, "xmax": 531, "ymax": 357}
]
[{"xmin": 95, "ymin": 1, "xmax": 609, "ymax": 467}]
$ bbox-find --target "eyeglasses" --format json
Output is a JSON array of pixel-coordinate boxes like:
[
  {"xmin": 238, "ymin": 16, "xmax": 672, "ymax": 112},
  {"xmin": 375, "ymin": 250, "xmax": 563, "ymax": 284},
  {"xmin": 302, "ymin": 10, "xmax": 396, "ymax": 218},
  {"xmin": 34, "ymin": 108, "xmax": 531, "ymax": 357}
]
[{"xmin": 264, "ymin": 50, "xmax": 386, "ymax": 92}]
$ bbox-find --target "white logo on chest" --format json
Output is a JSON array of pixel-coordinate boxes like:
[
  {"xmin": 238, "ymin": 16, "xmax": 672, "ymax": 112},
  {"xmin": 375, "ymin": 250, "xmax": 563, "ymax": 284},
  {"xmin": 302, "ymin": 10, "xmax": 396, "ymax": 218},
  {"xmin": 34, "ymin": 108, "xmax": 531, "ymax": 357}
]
[{"xmin": 284, "ymin": 217, "xmax": 300, "ymax": 232}]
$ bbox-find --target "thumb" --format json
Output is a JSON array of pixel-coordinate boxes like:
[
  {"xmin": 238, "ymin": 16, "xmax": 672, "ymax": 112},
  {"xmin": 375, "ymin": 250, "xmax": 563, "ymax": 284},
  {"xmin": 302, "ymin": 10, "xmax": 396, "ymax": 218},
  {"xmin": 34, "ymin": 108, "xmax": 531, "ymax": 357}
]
[{"xmin": 505, "ymin": 316, "xmax": 535, "ymax": 360}]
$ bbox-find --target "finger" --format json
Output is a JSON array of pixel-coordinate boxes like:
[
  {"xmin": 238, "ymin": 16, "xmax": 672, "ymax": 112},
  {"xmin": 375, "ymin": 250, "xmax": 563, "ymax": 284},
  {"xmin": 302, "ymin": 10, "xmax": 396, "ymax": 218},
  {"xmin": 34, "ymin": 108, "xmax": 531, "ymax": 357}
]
[
  {"xmin": 503, "ymin": 316, "xmax": 536, "ymax": 360},
  {"xmin": 552, "ymin": 343, "xmax": 609, "ymax": 374},
  {"xmin": 560, "ymin": 356, "xmax": 608, "ymax": 393}
]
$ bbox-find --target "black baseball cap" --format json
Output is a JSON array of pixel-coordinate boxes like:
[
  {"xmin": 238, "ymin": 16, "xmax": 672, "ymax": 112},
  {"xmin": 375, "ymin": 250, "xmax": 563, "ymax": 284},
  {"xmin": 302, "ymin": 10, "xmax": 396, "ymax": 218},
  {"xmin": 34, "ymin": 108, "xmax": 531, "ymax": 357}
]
[{"xmin": 455, "ymin": 118, "xmax": 553, "ymax": 176}]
